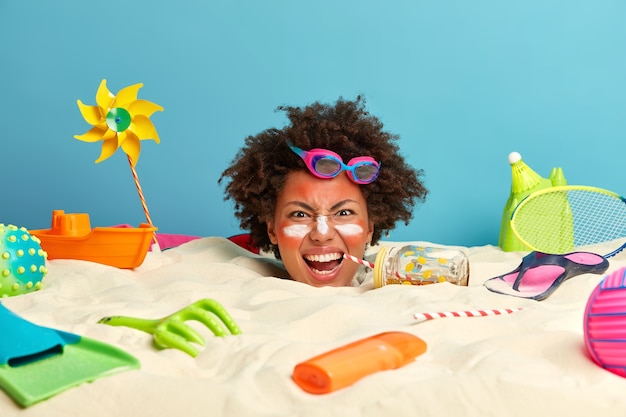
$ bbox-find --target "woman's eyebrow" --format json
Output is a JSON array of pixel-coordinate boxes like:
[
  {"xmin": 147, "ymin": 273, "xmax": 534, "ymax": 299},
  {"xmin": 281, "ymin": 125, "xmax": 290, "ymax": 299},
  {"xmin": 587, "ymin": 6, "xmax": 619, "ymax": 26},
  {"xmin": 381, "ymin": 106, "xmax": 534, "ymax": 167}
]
[
  {"xmin": 284, "ymin": 200, "xmax": 359, "ymax": 212},
  {"xmin": 330, "ymin": 199, "xmax": 359, "ymax": 211},
  {"xmin": 285, "ymin": 201, "xmax": 315, "ymax": 212}
]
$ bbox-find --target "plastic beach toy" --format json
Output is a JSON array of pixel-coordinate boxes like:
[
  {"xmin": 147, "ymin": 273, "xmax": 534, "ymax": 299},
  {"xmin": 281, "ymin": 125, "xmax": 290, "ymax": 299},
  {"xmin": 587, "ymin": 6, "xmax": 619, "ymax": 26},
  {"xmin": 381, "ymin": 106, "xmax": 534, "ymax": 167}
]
[
  {"xmin": 30, "ymin": 210, "xmax": 156, "ymax": 269},
  {"xmin": 510, "ymin": 185, "xmax": 626, "ymax": 257},
  {"xmin": 498, "ymin": 152, "xmax": 567, "ymax": 252},
  {"xmin": 99, "ymin": 299, "xmax": 242, "ymax": 357},
  {"xmin": 584, "ymin": 267, "xmax": 626, "ymax": 378},
  {"xmin": 0, "ymin": 302, "xmax": 138, "ymax": 407},
  {"xmin": 74, "ymin": 79, "xmax": 163, "ymax": 249},
  {"xmin": 292, "ymin": 332, "xmax": 427, "ymax": 394},
  {"xmin": 74, "ymin": 79, "xmax": 163, "ymax": 167},
  {"xmin": 0, "ymin": 224, "xmax": 47, "ymax": 297}
]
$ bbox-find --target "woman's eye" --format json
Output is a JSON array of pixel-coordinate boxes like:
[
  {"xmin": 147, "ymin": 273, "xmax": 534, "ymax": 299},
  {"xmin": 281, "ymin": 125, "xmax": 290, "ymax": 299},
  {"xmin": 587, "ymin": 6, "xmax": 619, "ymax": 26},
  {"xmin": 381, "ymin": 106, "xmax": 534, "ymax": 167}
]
[
  {"xmin": 335, "ymin": 209, "xmax": 354, "ymax": 217},
  {"xmin": 290, "ymin": 211, "xmax": 310, "ymax": 220}
]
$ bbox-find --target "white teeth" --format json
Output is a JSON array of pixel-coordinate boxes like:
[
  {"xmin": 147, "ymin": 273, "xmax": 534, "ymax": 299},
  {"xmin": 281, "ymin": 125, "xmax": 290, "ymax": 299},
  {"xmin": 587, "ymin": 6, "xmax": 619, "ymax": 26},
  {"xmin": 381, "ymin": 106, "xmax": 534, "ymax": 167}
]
[{"xmin": 303, "ymin": 253, "xmax": 342, "ymax": 263}]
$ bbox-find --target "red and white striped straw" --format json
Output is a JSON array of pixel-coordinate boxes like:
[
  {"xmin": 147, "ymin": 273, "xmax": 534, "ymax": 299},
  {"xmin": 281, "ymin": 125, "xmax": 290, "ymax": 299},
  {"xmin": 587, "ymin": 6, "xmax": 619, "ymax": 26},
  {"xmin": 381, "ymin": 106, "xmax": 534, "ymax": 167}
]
[
  {"xmin": 414, "ymin": 308, "xmax": 523, "ymax": 322},
  {"xmin": 343, "ymin": 253, "xmax": 375, "ymax": 269},
  {"xmin": 127, "ymin": 155, "xmax": 159, "ymax": 249}
]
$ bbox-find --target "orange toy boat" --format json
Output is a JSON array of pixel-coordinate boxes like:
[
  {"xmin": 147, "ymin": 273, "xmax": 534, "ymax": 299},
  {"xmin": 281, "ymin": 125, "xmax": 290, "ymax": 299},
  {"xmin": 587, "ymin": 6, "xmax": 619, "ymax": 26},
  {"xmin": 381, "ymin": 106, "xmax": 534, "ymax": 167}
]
[{"xmin": 30, "ymin": 210, "xmax": 157, "ymax": 269}]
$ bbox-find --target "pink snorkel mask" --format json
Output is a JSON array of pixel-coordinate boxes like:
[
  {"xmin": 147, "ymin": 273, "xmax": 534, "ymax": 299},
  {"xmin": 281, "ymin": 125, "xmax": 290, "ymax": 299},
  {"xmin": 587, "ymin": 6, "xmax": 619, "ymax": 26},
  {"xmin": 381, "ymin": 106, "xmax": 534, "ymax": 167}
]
[{"xmin": 287, "ymin": 141, "xmax": 380, "ymax": 184}]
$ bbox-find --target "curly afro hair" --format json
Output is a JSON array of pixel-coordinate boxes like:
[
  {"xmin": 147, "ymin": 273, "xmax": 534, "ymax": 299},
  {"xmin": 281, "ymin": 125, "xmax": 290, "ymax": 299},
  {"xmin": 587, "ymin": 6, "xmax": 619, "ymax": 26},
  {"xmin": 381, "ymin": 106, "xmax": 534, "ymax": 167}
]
[{"xmin": 218, "ymin": 96, "xmax": 428, "ymax": 258}]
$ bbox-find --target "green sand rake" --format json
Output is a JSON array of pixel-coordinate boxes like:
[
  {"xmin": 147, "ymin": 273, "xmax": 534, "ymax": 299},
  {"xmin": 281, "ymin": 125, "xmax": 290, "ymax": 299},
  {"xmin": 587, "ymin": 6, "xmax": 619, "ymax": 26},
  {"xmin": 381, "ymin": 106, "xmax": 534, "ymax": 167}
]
[{"xmin": 99, "ymin": 299, "xmax": 241, "ymax": 357}]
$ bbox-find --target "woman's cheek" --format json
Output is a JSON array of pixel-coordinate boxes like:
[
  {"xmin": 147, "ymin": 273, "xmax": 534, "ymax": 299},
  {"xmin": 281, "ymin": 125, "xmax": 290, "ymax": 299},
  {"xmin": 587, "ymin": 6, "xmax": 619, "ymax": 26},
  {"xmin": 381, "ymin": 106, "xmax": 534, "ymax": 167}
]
[
  {"xmin": 334, "ymin": 223, "xmax": 364, "ymax": 237},
  {"xmin": 279, "ymin": 224, "xmax": 310, "ymax": 244},
  {"xmin": 337, "ymin": 223, "xmax": 370, "ymax": 253}
]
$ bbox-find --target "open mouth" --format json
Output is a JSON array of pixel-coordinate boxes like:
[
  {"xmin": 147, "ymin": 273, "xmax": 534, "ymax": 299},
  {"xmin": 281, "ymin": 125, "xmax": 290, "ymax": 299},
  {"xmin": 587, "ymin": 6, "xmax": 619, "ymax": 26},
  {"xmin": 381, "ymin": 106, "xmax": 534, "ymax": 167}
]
[{"xmin": 303, "ymin": 252, "xmax": 343, "ymax": 275}]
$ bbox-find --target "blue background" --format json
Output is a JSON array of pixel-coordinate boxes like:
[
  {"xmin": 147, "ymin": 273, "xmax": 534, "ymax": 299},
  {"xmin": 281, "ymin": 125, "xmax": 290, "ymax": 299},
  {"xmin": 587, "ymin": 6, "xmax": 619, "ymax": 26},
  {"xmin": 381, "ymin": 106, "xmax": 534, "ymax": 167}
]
[{"xmin": 1, "ymin": 1, "xmax": 625, "ymax": 247}]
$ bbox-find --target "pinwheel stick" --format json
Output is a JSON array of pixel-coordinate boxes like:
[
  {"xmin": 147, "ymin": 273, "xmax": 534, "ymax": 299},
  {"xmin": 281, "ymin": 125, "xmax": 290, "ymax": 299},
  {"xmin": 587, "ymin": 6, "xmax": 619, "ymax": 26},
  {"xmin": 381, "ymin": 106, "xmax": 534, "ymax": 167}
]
[{"xmin": 127, "ymin": 154, "xmax": 159, "ymax": 249}]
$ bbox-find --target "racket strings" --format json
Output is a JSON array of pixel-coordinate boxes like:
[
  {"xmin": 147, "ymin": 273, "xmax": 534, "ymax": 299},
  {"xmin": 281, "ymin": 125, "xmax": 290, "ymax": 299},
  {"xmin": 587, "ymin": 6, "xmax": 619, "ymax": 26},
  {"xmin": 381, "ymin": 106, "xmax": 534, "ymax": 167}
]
[
  {"xmin": 570, "ymin": 192, "xmax": 626, "ymax": 245},
  {"xmin": 512, "ymin": 189, "xmax": 626, "ymax": 254}
]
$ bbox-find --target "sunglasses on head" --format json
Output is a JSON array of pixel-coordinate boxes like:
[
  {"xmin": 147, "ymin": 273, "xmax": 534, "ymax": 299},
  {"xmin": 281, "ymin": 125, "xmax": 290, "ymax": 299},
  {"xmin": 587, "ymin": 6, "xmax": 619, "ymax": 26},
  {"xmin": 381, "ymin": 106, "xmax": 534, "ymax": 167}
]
[{"xmin": 287, "ymin": 141, "xmax": 380, "ymax": 184}]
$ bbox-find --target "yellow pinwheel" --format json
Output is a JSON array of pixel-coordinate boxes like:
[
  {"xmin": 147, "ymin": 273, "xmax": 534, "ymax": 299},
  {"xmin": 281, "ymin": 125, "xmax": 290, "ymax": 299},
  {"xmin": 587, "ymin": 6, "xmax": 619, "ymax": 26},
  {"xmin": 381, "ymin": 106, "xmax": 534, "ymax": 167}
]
[
  {"xmin": 73, "ymin": 79, "xmax": 163, "ymax": 249},
  {"xmin": 74, "ymin": 79, "xmax": 163, "ymax": 166}
]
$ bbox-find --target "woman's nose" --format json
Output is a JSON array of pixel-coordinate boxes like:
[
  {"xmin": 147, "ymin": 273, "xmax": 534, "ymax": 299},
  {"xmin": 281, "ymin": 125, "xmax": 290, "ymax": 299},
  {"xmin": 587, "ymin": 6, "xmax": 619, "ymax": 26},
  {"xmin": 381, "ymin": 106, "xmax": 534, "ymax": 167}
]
[{"xmin": 309, "ymin": 215, "xmax": 336, "ymax": 241}]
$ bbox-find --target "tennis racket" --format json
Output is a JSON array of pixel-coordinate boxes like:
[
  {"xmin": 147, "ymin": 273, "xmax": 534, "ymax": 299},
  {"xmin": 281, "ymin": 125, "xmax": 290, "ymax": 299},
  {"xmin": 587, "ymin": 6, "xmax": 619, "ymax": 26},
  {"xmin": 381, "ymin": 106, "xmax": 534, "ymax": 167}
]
[{"xmin": 510, "ymin": 185, "xmax": 626, "ymax": 258}]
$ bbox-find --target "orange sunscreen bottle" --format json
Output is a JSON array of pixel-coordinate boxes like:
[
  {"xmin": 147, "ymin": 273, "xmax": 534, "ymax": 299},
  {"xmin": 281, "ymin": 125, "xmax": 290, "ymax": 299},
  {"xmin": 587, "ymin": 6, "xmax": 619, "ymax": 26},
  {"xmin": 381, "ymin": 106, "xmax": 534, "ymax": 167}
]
[{"xmin": 292, "ymin": 331, "xmax": 427, "ymax": 394}]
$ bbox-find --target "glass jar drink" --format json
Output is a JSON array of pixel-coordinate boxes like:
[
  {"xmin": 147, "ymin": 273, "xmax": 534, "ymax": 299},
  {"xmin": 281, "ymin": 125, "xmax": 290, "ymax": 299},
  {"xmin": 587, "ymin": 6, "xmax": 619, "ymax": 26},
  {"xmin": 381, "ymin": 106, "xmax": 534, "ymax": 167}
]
[{"xmin": 373, "ymin": 245, "xmax": 469, "ymax": 288}]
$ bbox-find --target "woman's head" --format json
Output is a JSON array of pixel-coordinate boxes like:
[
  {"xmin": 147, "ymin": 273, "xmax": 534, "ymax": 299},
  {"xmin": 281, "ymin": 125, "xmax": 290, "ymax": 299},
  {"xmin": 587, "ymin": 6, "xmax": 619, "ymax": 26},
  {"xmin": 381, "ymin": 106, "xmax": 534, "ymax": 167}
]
[{"xmin": 219, "ymin": 96, "xmax": 427, "ymax": 285}]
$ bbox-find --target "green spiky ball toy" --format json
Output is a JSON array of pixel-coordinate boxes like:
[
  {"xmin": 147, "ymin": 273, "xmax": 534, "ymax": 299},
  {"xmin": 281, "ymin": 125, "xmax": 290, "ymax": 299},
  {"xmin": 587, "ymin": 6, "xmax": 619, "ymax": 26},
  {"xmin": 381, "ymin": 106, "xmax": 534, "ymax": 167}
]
[{"xmin": 0, "ymin": 224, "xmax": 47, "ymax": 297}]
